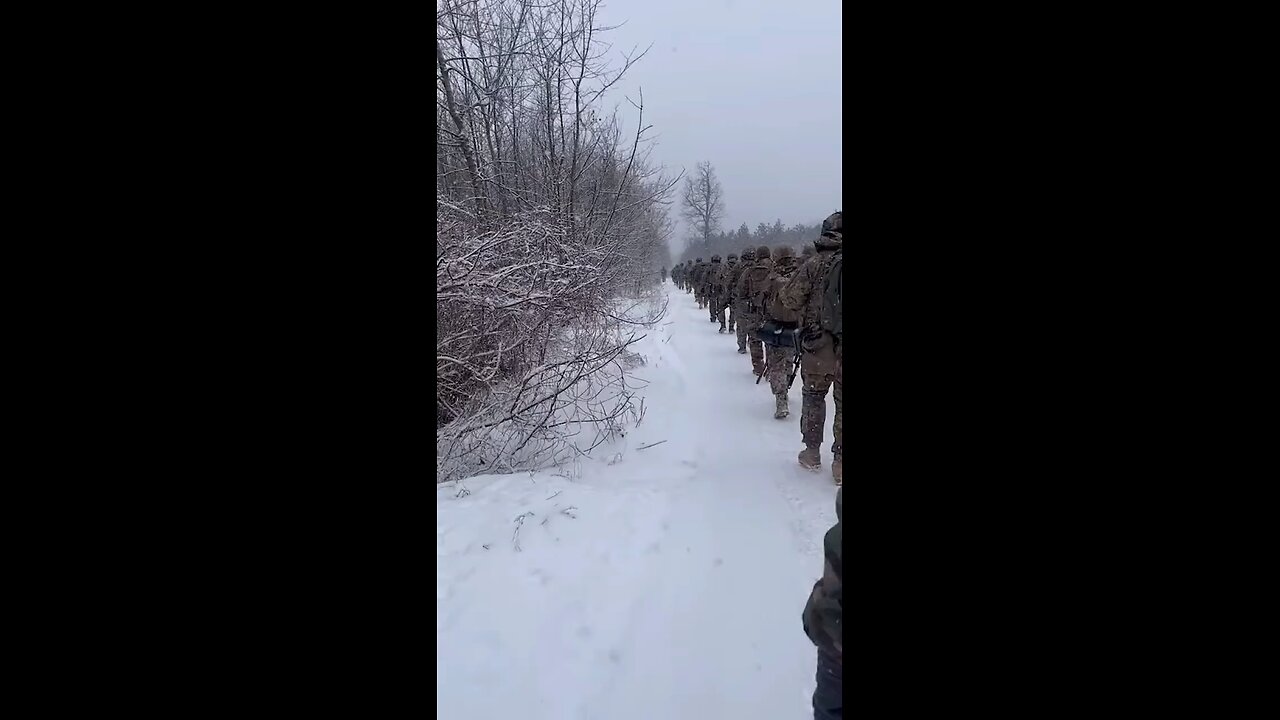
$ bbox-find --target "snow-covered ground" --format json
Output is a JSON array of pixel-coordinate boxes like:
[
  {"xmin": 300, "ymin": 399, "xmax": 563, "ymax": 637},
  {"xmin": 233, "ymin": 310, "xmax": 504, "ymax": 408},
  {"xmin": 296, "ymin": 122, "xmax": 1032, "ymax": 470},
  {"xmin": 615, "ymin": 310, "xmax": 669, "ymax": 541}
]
[{"xmin": 437, "ymin": 282, "xmax": 839, "ymax": 719}]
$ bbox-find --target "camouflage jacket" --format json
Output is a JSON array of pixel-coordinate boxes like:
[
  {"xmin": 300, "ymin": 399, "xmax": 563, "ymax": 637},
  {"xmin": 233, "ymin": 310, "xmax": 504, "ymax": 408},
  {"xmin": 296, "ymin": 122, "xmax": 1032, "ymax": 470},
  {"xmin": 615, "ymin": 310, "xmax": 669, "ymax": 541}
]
[
  {"xmin": 713, "ymin": 261, "xmax": 737, "ymax": 296},
  {"xmin": 700, "ymin": 261, "xmax": 721, "ymax": 289},
  {"xmin": 780, "ymin": 237, "xmax": 841, "ymax": 335},
  {"xmin": 764, "ymin": 257, "xmax": 803, "ymax": 325},
  {"xmin": 735, "ymin": 258, "xmax": 774, "ymax": 317},
  {"xmin": 728, "ymin": 260, "xmax": 751, "ymax": 306},
  {"xmin": 802, "ymin": 487, "xmax": 842, "ymax": 660}
]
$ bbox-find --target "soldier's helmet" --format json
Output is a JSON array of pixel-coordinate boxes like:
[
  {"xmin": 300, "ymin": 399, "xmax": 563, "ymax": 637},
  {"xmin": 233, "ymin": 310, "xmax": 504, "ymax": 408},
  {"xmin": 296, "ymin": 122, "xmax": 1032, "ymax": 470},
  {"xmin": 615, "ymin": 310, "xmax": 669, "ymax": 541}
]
[
  {"xmin": 711, "ymin": 254, "xmax": 721, "ymax": 262},
  {"xmin": 802, "ymin": 245, "xmax": 816, "ymax": 257},
  {"xmin": 727, "ymin": 253, "xmax": 737, "ymax": 262},
  {"xmin": 696, "ymin": 257, "xmax": 703, "ymax": 262},
  {"xmin": 741, "ymin": 248, "xmax": 756, "ymax": 261},
  {"xmin": 775, "ymin": 246, "xmax": 795, "ymax": 260},
  {"xmin": 756, "ymin": 245, "xmax": 771, "ymax": 259},
  {"xmin": 821, "ymin": 211, "xmax": 843, "ymax": 237}
]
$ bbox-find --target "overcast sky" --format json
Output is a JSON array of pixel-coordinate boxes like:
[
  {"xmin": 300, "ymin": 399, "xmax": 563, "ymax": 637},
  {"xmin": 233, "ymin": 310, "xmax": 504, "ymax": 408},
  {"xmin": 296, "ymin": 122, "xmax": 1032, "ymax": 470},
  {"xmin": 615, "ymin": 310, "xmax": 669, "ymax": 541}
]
[{"xmin": 597, "ymin": 0, "xmax": 842, "ymax": 253}]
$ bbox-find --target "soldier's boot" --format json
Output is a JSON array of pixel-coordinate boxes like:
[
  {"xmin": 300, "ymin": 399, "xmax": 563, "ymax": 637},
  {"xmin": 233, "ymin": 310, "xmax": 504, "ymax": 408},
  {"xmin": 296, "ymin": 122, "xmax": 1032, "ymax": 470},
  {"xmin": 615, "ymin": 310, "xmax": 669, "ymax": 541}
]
[
  {"xmin": 774, "ymin": 394, "xmax": 789, "ymax": 419},
  {"xmin": 718, "ymin": 326, "xmax": 726, "ymax": 333},
  {"xmin": 832, "ymin": 454, "xmax": 842, "ymax": 485},
  {"xmin": 738, "ymin": 348, "xmax": 747, "ymax": 354},
  {"xmin": 798, "ymin": 444, "xmax": 821, "ymax": 471}
]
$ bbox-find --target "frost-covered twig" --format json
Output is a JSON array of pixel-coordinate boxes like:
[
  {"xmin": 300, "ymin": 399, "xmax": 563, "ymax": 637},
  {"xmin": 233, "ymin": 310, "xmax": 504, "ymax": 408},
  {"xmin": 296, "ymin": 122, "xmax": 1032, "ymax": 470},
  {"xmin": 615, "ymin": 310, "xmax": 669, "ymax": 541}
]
[{"xmin": 512, "ymin": 511, "xmax": 535, "ymax": 552}]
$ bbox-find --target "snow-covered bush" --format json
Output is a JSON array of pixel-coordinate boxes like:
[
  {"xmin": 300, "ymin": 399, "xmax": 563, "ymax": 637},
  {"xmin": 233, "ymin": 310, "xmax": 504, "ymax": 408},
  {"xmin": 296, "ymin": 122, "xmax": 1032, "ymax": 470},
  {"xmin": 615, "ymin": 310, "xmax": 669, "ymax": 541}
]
[{"xmin": 437, "ymin": 0, "xmax": 675, "ymax": 483}]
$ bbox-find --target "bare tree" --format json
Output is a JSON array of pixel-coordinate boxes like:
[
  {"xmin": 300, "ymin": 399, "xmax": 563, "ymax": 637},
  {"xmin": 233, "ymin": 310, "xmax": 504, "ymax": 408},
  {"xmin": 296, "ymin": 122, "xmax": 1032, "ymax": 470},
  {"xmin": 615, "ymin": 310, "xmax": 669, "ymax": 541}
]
[{"xmin": 680, "ymin": 161, "xmax": 725, "ymax": 246}]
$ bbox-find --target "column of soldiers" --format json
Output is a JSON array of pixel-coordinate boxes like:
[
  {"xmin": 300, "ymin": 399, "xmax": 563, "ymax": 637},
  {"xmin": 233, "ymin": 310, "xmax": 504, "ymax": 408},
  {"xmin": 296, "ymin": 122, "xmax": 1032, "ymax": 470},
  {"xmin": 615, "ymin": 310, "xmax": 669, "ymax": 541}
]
[{"xmin": 677, "ymin": 212, "xmax": 843, "ymax": 486}]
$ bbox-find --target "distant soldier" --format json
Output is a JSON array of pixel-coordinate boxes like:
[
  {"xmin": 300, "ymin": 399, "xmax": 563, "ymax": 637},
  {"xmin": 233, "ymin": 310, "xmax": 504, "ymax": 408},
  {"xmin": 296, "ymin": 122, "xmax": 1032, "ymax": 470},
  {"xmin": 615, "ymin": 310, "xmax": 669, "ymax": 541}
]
[
  {"xmin": 702, "ymin": 255, "xmax": 722, "ymax": 321},
  {"xmin": 728, "ymin": 248, "xmax": 754, "ymax": 352},
  {"xmin": 693, "ymin": 257, "xmax": 705, "ymax": 303},
  {"xmin": 760, "ymin": 246, "xmax": 803, "ymax": 418},
  {"xmin": 712, "ymin": 253, "xmax": 737, "ymax": 332},
  {"xmin": 661, "ymin": 265, "xmax": 667, "ymax": 283},
  {"xmin": 780, "ymin": 212, "xmax": 842, "ymax": 482},
  {"xmin": 727, "ymin": 252, "xmax": 747, "ymax": 330},
  {"xmin": 735, "ymin": 245, "xmax": 773, "ymax": 376}
]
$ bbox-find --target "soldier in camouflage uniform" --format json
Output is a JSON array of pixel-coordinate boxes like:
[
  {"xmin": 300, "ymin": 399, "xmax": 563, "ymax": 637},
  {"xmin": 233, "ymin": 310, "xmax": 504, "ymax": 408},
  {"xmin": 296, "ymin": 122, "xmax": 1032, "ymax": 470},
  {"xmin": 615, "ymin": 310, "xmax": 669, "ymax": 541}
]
[
  {"xmin": 674, "ymin": 262, "xmax": 684, "ymax": 290},
  {"xmin": 693, "ymin": 257, "xmax": 705, "ymax": 303},
  {"xmin": 803, "ymin": 487, "xmax": 842, "ymax": 719},
  {"xmin": 702, "ymin": 255, "xmax": 722, "ymax": 321},
  {"xmin": 729, "ymin": 247, "xmax": 755, "ymax": 353},
  {"xmin": 780, "ymin": 212, "xmax": 842, "ymax": 483},
  {"xmin": 761, "ymin": 246, "xmax": 803, "ymax": 419},
  {"xmin": 723, "ymin": 254, "xmax": 739, "ymax": 333},
  {"xmin": 712, "ymin": 253, "xmax": 737, "ymax": 332},
  {"xmin": 735, "ymin": 245, "xmax": 773, "ymax": 376}
]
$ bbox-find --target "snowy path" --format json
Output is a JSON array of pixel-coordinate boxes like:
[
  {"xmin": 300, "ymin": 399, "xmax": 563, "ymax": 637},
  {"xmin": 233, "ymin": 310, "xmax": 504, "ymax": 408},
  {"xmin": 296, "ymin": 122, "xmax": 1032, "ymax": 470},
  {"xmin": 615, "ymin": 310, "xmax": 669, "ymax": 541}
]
[{"xmin": 437, "ymin": 283, "xmax": 839, "ymax": 719}]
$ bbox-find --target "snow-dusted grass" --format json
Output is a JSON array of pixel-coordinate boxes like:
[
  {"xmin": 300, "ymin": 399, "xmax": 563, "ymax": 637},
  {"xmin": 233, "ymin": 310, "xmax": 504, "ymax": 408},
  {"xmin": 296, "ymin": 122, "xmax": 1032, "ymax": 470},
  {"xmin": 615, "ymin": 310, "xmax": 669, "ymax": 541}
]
[{"xmin": 437, "ymin": 282, "xmax": 838, "ymax": 718}]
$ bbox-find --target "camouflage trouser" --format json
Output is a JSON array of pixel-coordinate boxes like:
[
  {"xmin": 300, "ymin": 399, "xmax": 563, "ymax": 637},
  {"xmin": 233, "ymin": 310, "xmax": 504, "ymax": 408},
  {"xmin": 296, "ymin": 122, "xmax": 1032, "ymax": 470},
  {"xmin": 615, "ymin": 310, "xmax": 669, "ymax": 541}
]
[
  {"xmin": 766, "ymin": 342, "xmax": 795, "ymax": 396},
  {"xmin": 742, "ymin": 315, "xmax": 765, "ymax": 374},
  {"xmin": 799, "ymin": 332, "xmax": 842, "ymax": 456},
  {"xmin": 734, "ymin": 303, "xmax": 748, "ymax": 350},
  {"xmin": 727, "ymin": 303, "xmax": 736, "ymax": 331},
  {"xmin": 813, "ymin": 648, "xmax": 842, "ymax": 720},
  {"xmin": 712, "ymin": 294, "xmax": 726, "ymax": 325}
]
